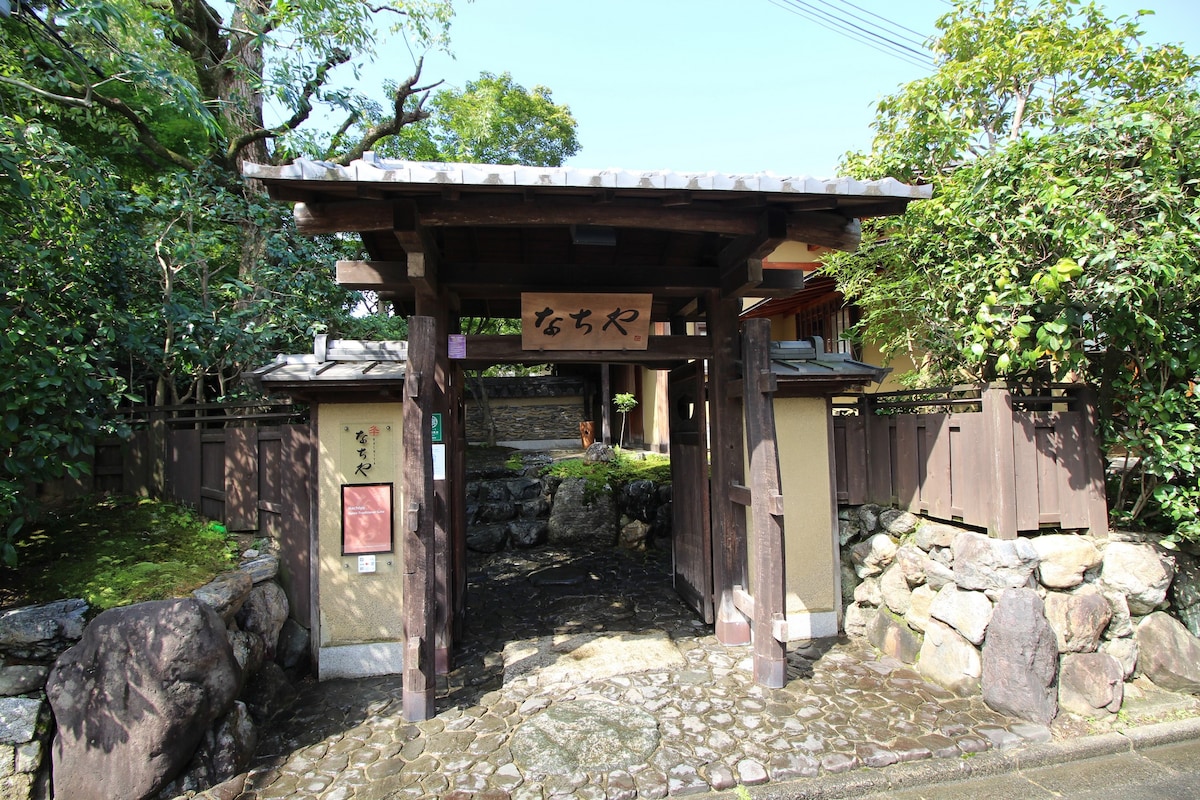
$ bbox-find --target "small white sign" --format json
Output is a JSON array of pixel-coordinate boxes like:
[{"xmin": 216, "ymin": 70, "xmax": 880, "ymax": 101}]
[
  {"xmin": 432, "ymin": 443, "xmax": 447, "ymax": 480},
  {"xmin": 357, "ymin": 555, "xmax": 377, "ymax": 573}
]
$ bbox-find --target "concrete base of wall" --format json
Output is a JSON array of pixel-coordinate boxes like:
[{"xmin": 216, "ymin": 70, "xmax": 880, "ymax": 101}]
[
  {"xmin": 318, "ymin": 642, "xmax": 405, "ymax": 680},
  {"xmin": 784, "ymin": 610, "xmax": 840, "ymax": 641}
]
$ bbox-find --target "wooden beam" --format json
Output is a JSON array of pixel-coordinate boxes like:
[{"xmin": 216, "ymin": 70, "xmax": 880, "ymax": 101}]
[
  {"xmin": 787, "ymin": 212, "xmax": 861, "ymax": 252},
  {"xmin": 719, "ymin": 208, "xmax": 787, "ymax": 297},
  {"xmin": 395, "ymin": 202, "xmax": 440, "ymax": 297},
  {"xmin": 440, "ymin": 262, "xmax": 721, "ymax": 295},
  {"xmin": 336, "ymin": 260, "xmax": 411, "ymax": 290},
  {"xmin": 458, "ymin": 334, "xmax": 712, "ymax": 365},
  {"xmin": 296, "ymin": 200, "xmax": 393, "ymax": 234},
  {"xmin": 718, "ymin": 208, "xmax": 789, "ymax": 272},
  {"xmin": 417, "ymin": 197, "xmax": 760, "ymax": 236}
]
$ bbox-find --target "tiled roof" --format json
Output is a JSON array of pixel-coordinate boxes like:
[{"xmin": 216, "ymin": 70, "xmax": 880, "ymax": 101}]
[{"xmin": 243, "ymin": 156, "xmax": 932, "ymax": 200}]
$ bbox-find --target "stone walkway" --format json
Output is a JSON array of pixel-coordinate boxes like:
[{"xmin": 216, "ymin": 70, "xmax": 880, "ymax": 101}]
[{"xmin": 235, "ymin": 546, "xmax": 1058, "ymax": 799}]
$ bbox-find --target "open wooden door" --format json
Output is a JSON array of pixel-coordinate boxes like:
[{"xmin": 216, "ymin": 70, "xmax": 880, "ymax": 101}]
[{"xmin": 669, "ymin": 361, "xmax": 714, "ymax": 623}]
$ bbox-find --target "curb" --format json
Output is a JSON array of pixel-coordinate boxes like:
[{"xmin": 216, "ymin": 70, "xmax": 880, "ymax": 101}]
[{"xmin": 747, "ymin": 716, "xmax": 1200, "ymax": 799}]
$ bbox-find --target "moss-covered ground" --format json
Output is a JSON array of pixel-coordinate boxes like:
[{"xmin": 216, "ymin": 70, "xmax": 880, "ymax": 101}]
[{"xmin": 0, "ymin": 495, "xmax": 238, "ymax": 613}]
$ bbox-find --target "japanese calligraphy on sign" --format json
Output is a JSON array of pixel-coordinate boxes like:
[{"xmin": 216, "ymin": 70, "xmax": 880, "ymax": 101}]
[
  {"xmin": 521, "ymin": 292, "xmax": 653, "ymax": 351},
  {"xmin": 341, "ymin": 423, "xmax": 393, "ymax": 482}
]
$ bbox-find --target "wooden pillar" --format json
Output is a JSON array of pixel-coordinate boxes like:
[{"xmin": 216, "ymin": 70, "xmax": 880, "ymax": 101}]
[
  {"xmin": 707, "ymin": 291, "xmax": 750, "ymax": 645},
  {"xmin": 601, "ymin": 363, "xmax": 613, "ymax": 446},
  {"xmin": 982, "ymin": 384, "xmax": 1018, "ymax": 540},
  {"xmin": 415, "ymin": 292, "xmax": 454, "ymax": 676},
  {"xmin": 449, "ymin": 310, "xmax": 469, "ymax": 648},
  {"xmin": 402, "ymin": 315, "xmax": 437, "ymax": 721},
  {"xmin": 742, "ymin": 319, "xmax": 787, "ymax": 688},
  {"xmin": 1073, "ymin": 385, "xmax": 1110, "ymax": 537}
]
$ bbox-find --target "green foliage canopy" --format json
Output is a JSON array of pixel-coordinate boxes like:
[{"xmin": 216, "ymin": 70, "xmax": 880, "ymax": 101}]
[{"xmin": 826, "ymin": 0, "xmax": 1200, "ymax": 539}]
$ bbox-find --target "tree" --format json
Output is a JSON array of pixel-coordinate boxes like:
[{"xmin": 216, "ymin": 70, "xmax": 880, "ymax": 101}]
[
  {"xmin": 825, "ymin": 0, "xmax": 1200, "ymax": 539},
  {"xmin": 0, "ymin": 118, "xmax": 139, "ymax": 562},
  {"xmin": 1, "ymin": 0, "xmax": 457, "ymax": 402},
  {"xmin": 844, "ymin": 0, "xmax": 1195, "ymax": 183},
  {"xmin": 370, "ymin": 71, "xmax": 580, "ymax": 166},
  {"xmin": 614, "ymin": 392, "xmax": 638, "ymax": 448}
]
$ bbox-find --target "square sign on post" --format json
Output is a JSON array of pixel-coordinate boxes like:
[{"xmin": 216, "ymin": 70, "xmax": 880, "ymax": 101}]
[{"xmin": 521, "ymin": 292, "xmax": 652, "ymax": 351}]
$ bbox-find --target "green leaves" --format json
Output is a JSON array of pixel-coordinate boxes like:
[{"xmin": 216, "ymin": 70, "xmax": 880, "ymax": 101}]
[{"xmin": 825, "ymin": 3, "xmax": 1200, "ymax": 541}]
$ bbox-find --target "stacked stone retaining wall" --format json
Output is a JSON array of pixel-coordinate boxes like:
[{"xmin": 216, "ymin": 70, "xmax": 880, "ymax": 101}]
[
  {"xmin": 840, "ymin": 504, "xmax": 1200, "ymax": 723},
  {"xmin": 0, "ymin": 554, "xmax": 307, "ymax": 800}
]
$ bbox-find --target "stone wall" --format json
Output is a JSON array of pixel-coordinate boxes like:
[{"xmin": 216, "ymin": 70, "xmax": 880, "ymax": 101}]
[
  {"xmin": 0, "ymin": 554, "xmax": 307, "ymax": 800},
  {"xmin": 465, "ymin": 398, "xmax": 588, "ymax": 443},
  {"xmin": 464, "ymin": 448, "xmax": 672, "ymax": 555},
  {"xmin": 841, "ymin": 504, "xmax": 1200, "ymax": 723}
]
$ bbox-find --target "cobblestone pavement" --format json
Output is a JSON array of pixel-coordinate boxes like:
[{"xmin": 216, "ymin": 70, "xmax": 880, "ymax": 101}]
[{"xmin": 237, "ymin": 546, "xmax": 1052, "ymax": 800}]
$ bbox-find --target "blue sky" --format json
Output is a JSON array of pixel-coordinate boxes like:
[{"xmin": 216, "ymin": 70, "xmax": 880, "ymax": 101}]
[{"xmin": 356, "ymin": 0, "xmax": 1200, "ymax": 178}]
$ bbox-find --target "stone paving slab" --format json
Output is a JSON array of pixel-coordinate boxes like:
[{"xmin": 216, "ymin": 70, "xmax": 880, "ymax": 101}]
[{"xmin": 217, "ymin": 547, "xmax": 1126, "ymax": 799}]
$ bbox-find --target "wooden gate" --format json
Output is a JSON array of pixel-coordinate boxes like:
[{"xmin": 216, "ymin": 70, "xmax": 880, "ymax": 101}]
[
  {"xmin": 669, "ymin": 361, "xmax": 714, "ymax": 624},
  {"xmin": 166, "ymin": 424, "xmax": 314, "ymax": 626}
]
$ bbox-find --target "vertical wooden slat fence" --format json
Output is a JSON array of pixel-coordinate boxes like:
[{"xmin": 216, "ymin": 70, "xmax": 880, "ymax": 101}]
[
  {"xmin": 57, "ymin": 402, "xmax": 314, "ymax": 625},
  {"xmin": 832, "ymin": 384, "xmax": 1108, "ymax": 538}
]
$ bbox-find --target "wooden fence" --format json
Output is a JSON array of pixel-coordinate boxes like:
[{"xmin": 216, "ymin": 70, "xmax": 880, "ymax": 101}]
[
  {"xmin": 58, "ymin": 403, "xmax": 315, "ymax": 626},
  {"xmin": 832, "ymin": 384, "xmax": 1109, "ymax": 539}
]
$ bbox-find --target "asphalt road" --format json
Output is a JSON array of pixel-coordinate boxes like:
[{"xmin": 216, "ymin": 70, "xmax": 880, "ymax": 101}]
[{"xmin": 857, "ymin": 737, "xmax": 1200, "ymax": 800}]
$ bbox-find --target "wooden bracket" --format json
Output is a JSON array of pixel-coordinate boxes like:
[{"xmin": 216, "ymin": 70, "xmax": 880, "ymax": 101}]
[
  {"xmin": 729, "ymin": 483, "xmax": 752, "ymax": 507},
  {"xmin": 407, "ymin": 501, "xmax": 421, "ymax": 533}
]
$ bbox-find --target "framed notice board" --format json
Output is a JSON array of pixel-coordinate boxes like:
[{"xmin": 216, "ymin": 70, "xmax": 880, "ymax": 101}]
[{"xmin": 341, "ymin": 483, "xmax": 394, "ymax": 555}]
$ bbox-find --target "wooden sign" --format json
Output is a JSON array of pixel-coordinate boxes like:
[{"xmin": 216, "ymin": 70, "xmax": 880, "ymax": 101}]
[
  {"xmin": 342, "ymin": 483, "xmax": 394, "ymax": 555},
  {"xmin": 521, "ymin": 292, "xmax": 652, "ymax": 351}
]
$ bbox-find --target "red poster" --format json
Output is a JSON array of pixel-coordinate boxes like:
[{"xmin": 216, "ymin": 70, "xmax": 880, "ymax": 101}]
[{"xmin": 342, "ymin": 483, "xmax": 394, "ymax": 554}]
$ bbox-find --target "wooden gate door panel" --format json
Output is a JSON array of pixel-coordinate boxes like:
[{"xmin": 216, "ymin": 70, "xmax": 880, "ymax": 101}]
[{"xmin": 669, "ymin": 361, "xmax": 713, "ymax": 623}]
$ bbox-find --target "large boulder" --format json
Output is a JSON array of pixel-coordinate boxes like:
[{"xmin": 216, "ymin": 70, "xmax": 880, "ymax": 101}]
[
  {"xmin": 1100, "ymin": 542, "xmax": 1174, "ymax": 615},
  {"xmin": 914, "ymin": 521, "xmax": 963, "ymax": 551},
  {"xmin": 1044, "ymin": 588, "xmax": 1112, "ymax": 654},
  {"xmin": 1059, "ymin": 653, "xmax": 1124, "ymax": 716},
  {"xmin": 904, "ymin": 584, "xmax": 937, "ymax": 633},
  {"xmin": 1169, "ymin": 552, "xmax": 1200, "ymax": 637},
  {"xmin": 929, "ymin": 585, "xmax": 993, "ymax": 646},
  {"xmin": 981, "ymin": 589, "xmax": 1059, "ymax": 725},
  {"xmin": 952, "ymin": 531, "xmax": 1040, "ymax": 591},
  {"xmin": 850, "ymin": 534, "xmax": 898, "ymax": 579},
  {"xmin": 47, "ymin": 598, "xmax": 243, "ymax": 800},
  {"xmin": 192, "ymin": 571, "xmax": 253, "ymax": 625},
  {"xmin": 0, "ymin": 599, "xmax": 88, "ymax": 662},
  {"xmin": 235, "ymin": 582, "xmax": 289, "ymax": 661},
  {"xmin": 156, "ymin": 701, "xmax": 257, "ymax": 798},
  {"xmin": 547, "ymin": 477, "xmax": 617, "ymax": 548},
  {"xmin": 1031, "ymin": 534, "xmax": 1102, "ymax": 589},
  {"xmin": 917, "ymin": 618, "xmax": 982, "ymax": 697},
  {"xmin": 1134, "ymin": 612, "xmax": 1200, "ymax": 693},
  {"xmin": 867, "ymin": 611, "xmax": 922, "ymax": 664},
  {"xmin": 879, "ymin": 562, "xmax": 912, "ymax": 616}
]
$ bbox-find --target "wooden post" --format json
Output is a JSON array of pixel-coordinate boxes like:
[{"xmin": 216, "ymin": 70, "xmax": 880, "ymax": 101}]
[
  {"xmin": 601, "ymin": 363, "xmax": 612, "ymax": 445},
  {"xmin": 708, "ymin": 292, "xmax": 750, "ymax": 645},
  {"xmin": 742, "ymin": 319, "xmax": 787, "ymax": 688},
  {"xmin": 1073, "ymin": 385, "xmax": 1111, "ymax": 537},
  {"xmin": 982, "ymin": 384, "xmax": 1018, "ymax": 539},
  {"xmin": 402, "ymin": 316, "xmax": 437, "ymax": 721},
  {"xmin": 416, "ymin": 291, "xmax": 453, "ymax": 676}
]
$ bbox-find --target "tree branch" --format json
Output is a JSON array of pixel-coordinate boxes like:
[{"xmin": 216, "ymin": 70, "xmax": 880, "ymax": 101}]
[
  {"xmin": 336, "ymin": 57, "xmax": 441, "ymax": 165},
  {"xmin": 0, "ymin": 75, "xmax": 93, "ymax": 108},
  {"xmin": 323, "ymin": 112, "xmax": 363, "ymax": 161},
  {"xmin": 83, "ymin": 88, "xmax": 199, "ymax": 170},
  {"xmin": 225, "ymin": 48, "xmax": 352, "ymax": 163}
]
